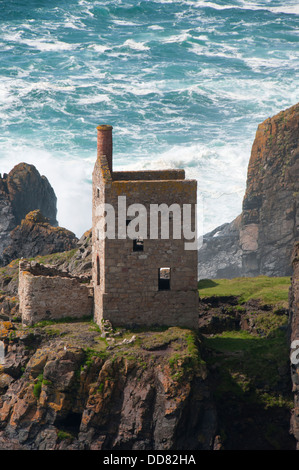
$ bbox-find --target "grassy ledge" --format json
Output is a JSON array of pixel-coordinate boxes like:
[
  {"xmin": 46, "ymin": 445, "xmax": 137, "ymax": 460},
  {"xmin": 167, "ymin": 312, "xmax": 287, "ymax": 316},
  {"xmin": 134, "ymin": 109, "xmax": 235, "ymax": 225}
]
[{"xmin": 198, "ymin": 276, "xmax": 291, "ymax": 308}]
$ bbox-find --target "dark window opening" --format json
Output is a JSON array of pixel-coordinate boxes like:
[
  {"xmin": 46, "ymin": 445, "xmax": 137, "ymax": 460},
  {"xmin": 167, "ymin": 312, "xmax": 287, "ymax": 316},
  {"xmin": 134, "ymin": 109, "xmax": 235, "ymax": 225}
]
[
  {"xmin": 96, "ymin": 255, "xmax": 100, "ymax": 285},
  {"xmin": 133, "ymin": 238, "xmax": 144, "ymax": 252},
  {"xmin": 158, "ymin": 267, "xmax": 171, "ymax": 290},
  {"xmin": 97, "ymin": 187, "xmax": 100, "ymax": 198}
]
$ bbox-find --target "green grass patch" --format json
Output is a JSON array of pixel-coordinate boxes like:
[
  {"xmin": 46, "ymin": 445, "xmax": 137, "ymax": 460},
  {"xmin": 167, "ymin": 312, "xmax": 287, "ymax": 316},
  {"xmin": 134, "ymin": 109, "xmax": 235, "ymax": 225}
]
[
  {"xmin": 32, "ymin": 316, "xmax": 92, "ymax": 328},
  {"xmin": 198, "ymin": 276, "xmax": 291, "ymax": 307},
  {"xmin": 33, "ymin": 373, "xmax": 44, "ymax": 399},
  {"xmin": 204, "ymin": 328, "xmax": 290, "ymax": 398},
  {"xmin": 32, "ymin": 249, "xmax": 78, "ymax": 266},
  {"xmin": 57, "ymin": 430, "xmax": 74, "ymax": 442},
  {"xmin": 82, "ymin": 347, "xmax": 109, "ymax": 371}
]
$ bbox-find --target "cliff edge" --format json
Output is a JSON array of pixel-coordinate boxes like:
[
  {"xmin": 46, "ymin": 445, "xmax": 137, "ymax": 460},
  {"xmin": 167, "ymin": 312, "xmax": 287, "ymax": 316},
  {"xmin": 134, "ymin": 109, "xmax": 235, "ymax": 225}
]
[
  {"xmin": 0, "ymin": 323, "xmax": 217, "ymax": 450},
  {"xmin": 198, "ymin": 102, "xmax": 299, "ymax": 278}
]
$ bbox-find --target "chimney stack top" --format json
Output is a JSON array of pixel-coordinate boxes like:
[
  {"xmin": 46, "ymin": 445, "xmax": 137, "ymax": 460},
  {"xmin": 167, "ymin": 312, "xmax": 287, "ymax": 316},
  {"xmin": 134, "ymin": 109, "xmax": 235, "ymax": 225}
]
[
  {"xmin": 97, "ymin": 125, "xmax": 113, "ymax": 131},
  {"xmin": 97, "ymin": 124, "xmax": 113, "ymax": 174}
]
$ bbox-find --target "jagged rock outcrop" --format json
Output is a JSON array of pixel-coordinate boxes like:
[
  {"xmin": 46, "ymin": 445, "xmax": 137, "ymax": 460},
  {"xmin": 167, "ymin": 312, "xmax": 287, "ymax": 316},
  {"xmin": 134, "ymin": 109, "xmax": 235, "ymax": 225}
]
[
  {"xmin": 198, "ymin": 102, "xmax": 299, "ymax": 278},
  {"xmin": 0, "ymin": 163, "xmax": 58, "ymax": 265},
  {"xmin": 0, "ymin": 163, "xmax": 57, "ymax": 226},
  {"xmin": 1, "ymin": 210, "xmax": 78, "ymax": 267},
  {"xmin": 59, "ymin": 229, "xmax": 92, "ymax": 276},
  {"xmin": 0, "ymin": 324, "xmax": 217, "ymax": 450}
]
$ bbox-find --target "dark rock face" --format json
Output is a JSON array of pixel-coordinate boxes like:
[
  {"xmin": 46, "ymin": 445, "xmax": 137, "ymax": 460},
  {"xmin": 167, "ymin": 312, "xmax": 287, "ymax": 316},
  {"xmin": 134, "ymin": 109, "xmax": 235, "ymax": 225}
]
[
  {"xmin": 0, "ymin": 163, "xmax": 57, "ymax": 226},
  {"xmin": 0, "ymin": 324, "xmax": 217, "ymax": 450},
  {"xmin": 0, "ymin": 163, "xmax": 58, "ymax": 265},
  {"xmin": 198, "ymin": 102, "xmax": 299, "ymax": 279},
  {"xmin": 1, "ymin": 210, "xmax": 78, "ymax": 267},
  {"xmin": 198, "ymin": 216, "xmax": 243, "ymax": 279},
  {"xmin": 0, "ymin": 163, "xmax": 78, "ymax": 267}
]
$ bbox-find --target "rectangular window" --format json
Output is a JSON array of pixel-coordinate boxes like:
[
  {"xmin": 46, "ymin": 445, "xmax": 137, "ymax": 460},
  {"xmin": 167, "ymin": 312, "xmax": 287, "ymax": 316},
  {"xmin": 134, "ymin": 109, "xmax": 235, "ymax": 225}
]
[
  {"xmin": 97, "ymin": 187, "xmax": 100, "ymax": 198},
  {"xmin": 133, "ymin": 238, "xmax": 144, "ymax": 252},
  {"xmin": 158, "ymin": 267, "xmax": 171, "ymax": 290},
  {"xmin": 96, "ymin": 256, "xmax": 100, "ymax": 285}
]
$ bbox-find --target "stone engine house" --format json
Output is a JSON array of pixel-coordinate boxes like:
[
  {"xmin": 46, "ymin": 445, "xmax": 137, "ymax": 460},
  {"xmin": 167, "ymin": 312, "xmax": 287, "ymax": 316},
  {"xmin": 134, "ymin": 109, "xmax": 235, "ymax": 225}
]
[
  {"xmin": 18, "ymin": 125, "xmax": 198, "ymax": 329},
  {"xmin": 92, "ymin": 125, "xmax": 198, "ymax": 329}
]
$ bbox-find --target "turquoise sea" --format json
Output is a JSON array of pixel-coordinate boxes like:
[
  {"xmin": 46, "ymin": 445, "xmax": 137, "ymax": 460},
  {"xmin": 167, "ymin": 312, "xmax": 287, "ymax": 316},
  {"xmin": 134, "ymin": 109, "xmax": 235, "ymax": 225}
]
[{"xmin": 0, "ymin": 0, "xmax": 298, "ymax": 236}]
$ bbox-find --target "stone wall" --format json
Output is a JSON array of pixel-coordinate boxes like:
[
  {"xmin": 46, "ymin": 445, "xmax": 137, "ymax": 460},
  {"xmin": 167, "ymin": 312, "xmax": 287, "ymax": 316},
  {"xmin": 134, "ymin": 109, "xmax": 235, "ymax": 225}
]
[{"xmin": 19, "ymin": 261, "xmax": 93, "ymax": 326}]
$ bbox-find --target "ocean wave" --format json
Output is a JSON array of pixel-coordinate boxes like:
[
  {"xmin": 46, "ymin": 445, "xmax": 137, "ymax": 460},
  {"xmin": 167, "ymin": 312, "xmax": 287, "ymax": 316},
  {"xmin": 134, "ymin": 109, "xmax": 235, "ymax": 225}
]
[
  {"xmin": 21, "ymin": 39, "xmax": 77, "ymax": 52},
  {"xmin": 120, "ymin": 39, "xmax": 150, "ymax": 51},
  {"xmin": 17, "ymin": 80, "xmax": 76, "ymax": 97},
  {"xmin": 0, "ymin": 0, "xmax": 298, "ymax": 237},
  {"xmin": 159, "ymin": 0, "xmax": 299, "ymax": 15},
  {"xmin": 114, "ymin": 140, "xmax": 249, "ymax": 234},
  {"xmin": 161, "ymin": 32, "xmax": 191, "ymax": 44},
  {"xmin": 112, "ymin": 19, "xmax": 142, "ymax": 26},
  {"xmin": 77, "ymin": 94, "xmax": 111, "ymax": 105},
  {"xmin": 239, "ymin": 0, "xmax": 299, "ymax": 15},
  {"xmin": 88, "ymin": 44, "xmax": 110, "ymax": 53},
  {"xmin": 148, "ymin": 25, "xmax": 164, "ymax": 31}
]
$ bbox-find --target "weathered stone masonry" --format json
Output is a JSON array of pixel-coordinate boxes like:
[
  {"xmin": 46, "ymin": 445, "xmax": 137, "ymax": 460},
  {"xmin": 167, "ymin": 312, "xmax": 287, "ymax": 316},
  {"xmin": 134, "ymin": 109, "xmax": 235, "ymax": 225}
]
[
  {"xmin": 92, "ymin": 125, "xmax": 198, "ymax": 329},
  {"xmin": 18, "ymin": 125, "xmax": 198, "ymax": 329},
  {"xmin": 19, "ymin": 261, "xmax": 93, "ymax": 326}
]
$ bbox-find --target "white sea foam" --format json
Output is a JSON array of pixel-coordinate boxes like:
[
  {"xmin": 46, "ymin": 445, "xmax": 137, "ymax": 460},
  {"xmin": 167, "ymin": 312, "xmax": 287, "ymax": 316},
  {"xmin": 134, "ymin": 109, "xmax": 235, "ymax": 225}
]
[
  {"xmin": 156, "ymin": 0, "xmax": 299, "ymax": 15},
  {"xmin": 120, "ymin": 39, "xmax": 150, "ymax": 51},
  {"xmin": 0, "ymin": 0, "xmax": 298, "ymax": 239},
  {"xmin": 161, "ymin": 32, "xmax": 191, "ymax": 44},
  {"xmin": 15, "ymin": 80, "xmax": 76, "ymax": 98},
  {"xmin": 114, "ymin": 140, "xmax": 250, "ymax": 235},
  {"xmin": 77, "ymin": 94, "xmax": 111, "ymax": 105},
  {"xmin": 78, "ymin": 0, "xmax": 95, "ymax": 17},
  {"xmin": 88, "ymin": 44, "xmax": 110, "ymax": 53},
  {"xmin": 179, "ymin": 0, "xmax": 299, "ymax": 15},
  {"xmin": 21, "ymin": 39, "xmax": 77, "ymax": 52},
  {"xmin": 238, "ymin": 0, "xmax": 299, "ymax": 15},
  {"xmin": 112, "ymin": 20, "xmax": 142, "ymax": 27},
  {"xmin": 243, "ymin": 56, "xmax": 296, "ymax": 72},
  {"xmin": 64, "ymin": 14, "xmax": 86, "ymax": 30},
  {"xmin": 148, "ymin": 25, "xmax": 164, "ymax": 31}
]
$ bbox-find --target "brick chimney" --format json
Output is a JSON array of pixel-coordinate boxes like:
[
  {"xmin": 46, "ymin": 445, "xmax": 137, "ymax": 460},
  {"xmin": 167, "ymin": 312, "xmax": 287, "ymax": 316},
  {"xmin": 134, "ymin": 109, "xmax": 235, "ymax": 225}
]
[{"xmin": 97, "ymin": 125, "xmax": 113, "ymax": 173}]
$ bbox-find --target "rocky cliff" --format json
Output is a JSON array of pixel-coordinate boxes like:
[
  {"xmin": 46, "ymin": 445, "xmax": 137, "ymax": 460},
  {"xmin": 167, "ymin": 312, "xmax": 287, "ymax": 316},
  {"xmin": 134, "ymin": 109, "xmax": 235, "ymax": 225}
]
[
  {"xmin": 198, "ymin": 102, "xmax": 299, "ymax": 279},
  {"xmin": 0, "ymin": 322, "xmax": 217, "ymax": 450},
  {"xmin": 289, "ymin": 241, "xmax": 299, "ymax": 448},
  {"xmin": 1, "ymin": 210, "xmax": 77, "ymax": 267},
  {"xmin": 0, "ymin": 163, "xmax": 77, "ymax": 267},
  {"xmin": 0, "ymin": 237, "xmax": 297, "ymax": 449}
]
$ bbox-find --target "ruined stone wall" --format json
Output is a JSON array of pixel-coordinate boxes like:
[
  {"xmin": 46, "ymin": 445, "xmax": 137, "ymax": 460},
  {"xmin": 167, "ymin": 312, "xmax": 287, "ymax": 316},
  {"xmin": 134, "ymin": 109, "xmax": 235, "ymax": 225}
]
[
  {"xmin": 19, "ymin": 261, "xmax": 93, "ymax": 326},
  {"xmin": 92, "ymin": 153, "xmax": 198, "ymax": 329},
  {"xmin": 92, "ymin": 157, "xmax": 107, "ymax": 327},
  {"xmin": 112, "ymin": 169, "xmax": 185, "ymax": 181}
]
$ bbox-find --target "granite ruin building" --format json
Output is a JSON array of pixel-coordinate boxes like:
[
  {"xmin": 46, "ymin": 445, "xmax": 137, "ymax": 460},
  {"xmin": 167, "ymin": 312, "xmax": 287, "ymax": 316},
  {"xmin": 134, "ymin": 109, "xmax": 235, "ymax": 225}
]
[
  {"xmin": 92, "ymin": 125, "xmax": 198, "ymax": 329},
  {"xmin": 19, "ymin": 125, "xmax": 198, "ymax": 329}
]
